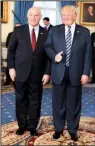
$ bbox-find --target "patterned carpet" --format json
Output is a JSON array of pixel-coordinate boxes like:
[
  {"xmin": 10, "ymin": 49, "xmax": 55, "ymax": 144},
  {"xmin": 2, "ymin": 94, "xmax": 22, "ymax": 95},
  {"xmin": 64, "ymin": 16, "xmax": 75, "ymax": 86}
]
[
  {"xmin": 1, "ymin": 84, "xmax": 95, "ymax": 145},
  {"xmin": 2, "ymin": 116, "xmax": 95, "ymax": 145}
]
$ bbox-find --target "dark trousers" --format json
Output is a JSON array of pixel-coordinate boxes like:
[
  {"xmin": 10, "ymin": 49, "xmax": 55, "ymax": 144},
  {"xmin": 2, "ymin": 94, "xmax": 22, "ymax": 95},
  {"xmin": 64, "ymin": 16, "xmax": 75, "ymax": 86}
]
[
  {"xmin": 92, "ymin": 59, "xmax": 95, "ymax": 83},
  {"xmin": 15, "ymin": 68, "xmax": 42, "ymax": 130},
  {"xmin": 6, "ymin": 67, "xmax": 11, "ymax": 84},
  {"xmin": 52, "ymin": 66, "xmax": 82, "ymax": 134}
]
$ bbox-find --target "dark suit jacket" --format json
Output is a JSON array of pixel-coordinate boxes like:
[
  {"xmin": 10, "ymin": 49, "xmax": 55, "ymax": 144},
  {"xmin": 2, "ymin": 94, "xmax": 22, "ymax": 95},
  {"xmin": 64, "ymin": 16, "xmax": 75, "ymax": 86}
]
[
  {"xmin": 8, "ymin": 24, "xmax": 50, "ymax": 82},
  {"xmin": 91, "ymin": 32, "xmax": 95, "ymax": 59},
  {"xmin": 45, "ymin": 24, "xmax": 92, "ymax": 86},
  {"xmin": 6, "ymin": 32, "xmax": 12, "ymax": 48},
  {"xmin": 48, "ymin": 24, "xmax": 53, "ymax": 31},
  {"xmin": 44, "ymin": 24, "xmax": 53, "ymax": 31}
]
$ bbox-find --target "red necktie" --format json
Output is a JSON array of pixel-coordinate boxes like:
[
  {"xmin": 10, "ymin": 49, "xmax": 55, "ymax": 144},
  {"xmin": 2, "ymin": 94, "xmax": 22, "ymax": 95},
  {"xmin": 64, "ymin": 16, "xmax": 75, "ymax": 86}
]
[{"xmin": 31, "ymin": 28, "xmax": 36, "ymax": 51}]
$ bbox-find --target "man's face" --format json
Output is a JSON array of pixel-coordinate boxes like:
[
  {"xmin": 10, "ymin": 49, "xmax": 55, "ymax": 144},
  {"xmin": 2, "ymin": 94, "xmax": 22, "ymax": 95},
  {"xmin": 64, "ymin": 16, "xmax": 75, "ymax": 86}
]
[
  {"xmin": 27, "ymin": 8, "xmax": 41, "ymax": 27},
  {"xmin": 43, "ymin": 20, "xmax": 49, "ymax": 26},
  {"xmin": 88, "ymin": 6, "xmax": 94, "ymax": 13},
  {"xmin": 61, "ymin": 7, "xmax": 77, "ymax": 26}
]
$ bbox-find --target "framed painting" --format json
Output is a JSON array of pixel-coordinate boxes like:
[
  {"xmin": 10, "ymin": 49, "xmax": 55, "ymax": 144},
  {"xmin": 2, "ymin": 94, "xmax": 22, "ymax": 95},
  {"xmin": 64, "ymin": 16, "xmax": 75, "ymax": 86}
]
[
  {"xmin": 80, "ymin": 2, "xmax": 95, "ymax": 25},
  {"xmin": 1, "ymin": 1, "xmax": 8, "ymax": 23}
]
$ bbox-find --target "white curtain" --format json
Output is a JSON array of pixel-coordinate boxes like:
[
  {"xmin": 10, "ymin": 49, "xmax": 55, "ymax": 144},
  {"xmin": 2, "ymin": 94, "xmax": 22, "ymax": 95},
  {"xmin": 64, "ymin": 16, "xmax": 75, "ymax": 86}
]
[
  {"xmin": 56, "ymin": 2, "xmax": 62, "ymax": 25},
  {"xmin": 33, "ymin": 1, "xmax": 62, "ymax": 27}
]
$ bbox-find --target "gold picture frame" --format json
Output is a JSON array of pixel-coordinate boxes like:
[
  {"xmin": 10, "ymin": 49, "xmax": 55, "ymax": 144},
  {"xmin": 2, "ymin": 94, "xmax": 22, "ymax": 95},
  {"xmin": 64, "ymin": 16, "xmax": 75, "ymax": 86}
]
[
  {"xmin": 1, "ymin": 1, "xmax": 8, "ymax": 23},
  {"xmin": 80, "ymin": 2, "xmax": 95, "ymax": 25}
]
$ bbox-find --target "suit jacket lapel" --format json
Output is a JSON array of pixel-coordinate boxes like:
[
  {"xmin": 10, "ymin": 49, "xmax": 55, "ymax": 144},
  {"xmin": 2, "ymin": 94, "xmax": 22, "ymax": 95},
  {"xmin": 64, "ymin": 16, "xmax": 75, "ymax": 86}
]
[
  {"xmin": 24, "ymin": 25, "xmax": 45, "ymax": 53},
  {"xmin": 59, "ymin": 25, "xmax": 66, "ymax": 54},
  {"xmin": 24, "ymin": 24, "xmax": 33, "ymax": 53},
  {"xmin": 35, "ymin": 26, "xmax": 44, "ymax": 50},
  {"xmin": 70, "ymin": 24, "xmax": 80, "ymax": 57}
]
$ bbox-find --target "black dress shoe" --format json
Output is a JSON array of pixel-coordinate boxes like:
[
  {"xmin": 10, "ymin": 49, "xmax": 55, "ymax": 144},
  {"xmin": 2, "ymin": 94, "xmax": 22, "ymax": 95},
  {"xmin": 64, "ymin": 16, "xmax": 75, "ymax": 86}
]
[
  {"xmin": 30, "ymin": 130, "xmax": 39, "ymax": 136},
  {"xmin": 53, "ymin": 131, "xmax": 63, "ymax": 139},
  {"xmin": 70, "ymin": 133, "xmax": 78, "ymax": 141},
  {"xmin": 16, "ymin": 127, "xmax": 27, "ymax": 135}
]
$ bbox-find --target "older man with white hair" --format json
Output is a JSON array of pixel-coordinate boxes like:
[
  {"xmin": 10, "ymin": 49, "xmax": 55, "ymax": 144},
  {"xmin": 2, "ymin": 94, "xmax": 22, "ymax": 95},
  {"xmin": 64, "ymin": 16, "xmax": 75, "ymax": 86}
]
[
  {"xmin": 45, "ymin": 5, "xmax": 92, "ymax": 141},
  {"xmin": 8, "ymin": 7, "xmax": 50, "ymax": 136}
]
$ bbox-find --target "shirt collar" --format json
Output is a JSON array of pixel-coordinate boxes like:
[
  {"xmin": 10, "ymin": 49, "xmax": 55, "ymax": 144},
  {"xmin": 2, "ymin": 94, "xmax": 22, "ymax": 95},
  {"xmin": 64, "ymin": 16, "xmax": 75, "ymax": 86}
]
[
  {"xmin": 65, "ymin": 22, "xmax": 76, "ymax": 29},
  {"xmin": 45, "ymin": 24, "xmax": 50, "ymax": 29},
  {"xmin": 29, "ymin": 24, "xmax": 39, "ymax": 31},
  {"xmin": 47, "ymin": 24, "xmax": 50, "ymax": 28}
]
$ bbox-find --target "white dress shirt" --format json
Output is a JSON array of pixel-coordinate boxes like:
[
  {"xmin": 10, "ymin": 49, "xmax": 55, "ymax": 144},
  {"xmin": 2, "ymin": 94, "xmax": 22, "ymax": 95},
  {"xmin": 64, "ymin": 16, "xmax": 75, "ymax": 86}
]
[
  {"xmin": 28, "ymin": 24, "xmax": 39, "ymax": 42},
  {"xmin": 46, "ymin": 24, "xmax": 50, "ymax": 30},
  {"xmin": 65, "ymin": 23, "xmax": 76, "ymax": 45}
]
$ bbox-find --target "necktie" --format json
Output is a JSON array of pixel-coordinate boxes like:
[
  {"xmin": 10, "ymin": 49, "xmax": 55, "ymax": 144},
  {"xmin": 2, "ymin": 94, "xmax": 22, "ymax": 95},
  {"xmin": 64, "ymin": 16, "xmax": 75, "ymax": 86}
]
[
  {"xmin": 65, "ymin": 26, "xmax": 72, "ymax": 66},
  {"xmin": 45, "ymin": 26, "xmax": 48, "ymax": 31},
  {"xmin": 31, "ymin": 28, "xmax": 36, "ymax": 51}
]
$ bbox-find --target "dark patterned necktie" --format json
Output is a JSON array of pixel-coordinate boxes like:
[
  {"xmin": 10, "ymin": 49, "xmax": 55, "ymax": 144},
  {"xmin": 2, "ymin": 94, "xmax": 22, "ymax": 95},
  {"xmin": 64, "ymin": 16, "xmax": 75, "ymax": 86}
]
[
  {"xmin": 65, "ymin": 26, "xmax": 72, "ymax": 66},
  {"xmin": 31, "ymin": 28, "xmax": 36, "ymax": 51}
]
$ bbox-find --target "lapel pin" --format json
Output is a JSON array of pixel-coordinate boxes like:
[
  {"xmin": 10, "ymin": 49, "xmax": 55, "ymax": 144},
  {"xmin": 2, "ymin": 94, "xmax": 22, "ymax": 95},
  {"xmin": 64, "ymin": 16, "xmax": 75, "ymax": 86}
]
[
  {"xmin": 40, "ymin": 33, "xmax": 43, "ymax": 34},
  {"xmin": 77, "ymin": 31, "xmax": 79, "ymax": 33}
]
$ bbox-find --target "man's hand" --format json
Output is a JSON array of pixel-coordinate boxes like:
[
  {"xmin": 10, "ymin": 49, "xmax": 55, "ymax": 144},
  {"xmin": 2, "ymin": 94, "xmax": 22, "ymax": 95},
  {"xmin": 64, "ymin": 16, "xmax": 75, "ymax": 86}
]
[
  {"xmin": 55, "ymin": 51, "xmax": 63, "ymax": 63},
  {"xmin": 42, "ymin": 74, "xmax": 50, "ymax": 85},
  {"xmin": 9, "ymin": 68, "xmax": 16, "ymax": 81},
  {"xmin": 81, "ymin": 75, "xmax": 89, "ymax": 85}
]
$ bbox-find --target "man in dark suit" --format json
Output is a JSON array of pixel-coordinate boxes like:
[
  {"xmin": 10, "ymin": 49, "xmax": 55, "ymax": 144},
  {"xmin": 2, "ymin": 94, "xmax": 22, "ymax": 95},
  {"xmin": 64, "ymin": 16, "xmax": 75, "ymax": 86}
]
[
  {"xmin": 8, "ymin": 7, "xmax": 50, "ymax": 136},
  {"xmin": 6, "ymin": 23, "xmax": 21, "ymax": 48},
  {"xmin": 43, "ymin": 17, "xmax": 53, "ymax": 31},
  {"xmin": 45, "ymin": 6, "xmax": 91, "ymax": 141},
  {"xmin": 91, "ymin": 32, "xmax": 95, "ymax": 83},
  {"xmin": 5, "ymin": 23, "xmax": 21, "ymax": 85}
]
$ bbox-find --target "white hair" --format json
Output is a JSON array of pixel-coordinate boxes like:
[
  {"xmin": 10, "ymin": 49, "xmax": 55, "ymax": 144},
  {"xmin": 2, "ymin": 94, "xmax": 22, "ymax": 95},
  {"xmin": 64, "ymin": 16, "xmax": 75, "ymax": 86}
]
[
  {"xmin": 61, "ymin": 5, "xmax": 77, "ymax": 15},
  {"xmin": 27, "ymin": 7, "xmax": 41, "ymax": 17}
]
